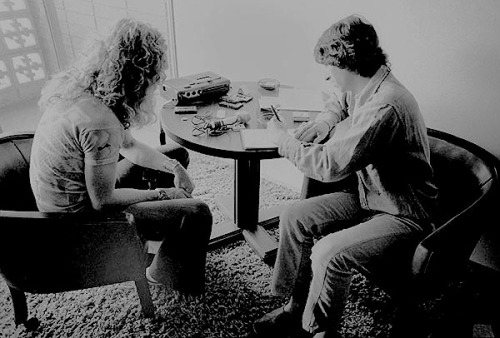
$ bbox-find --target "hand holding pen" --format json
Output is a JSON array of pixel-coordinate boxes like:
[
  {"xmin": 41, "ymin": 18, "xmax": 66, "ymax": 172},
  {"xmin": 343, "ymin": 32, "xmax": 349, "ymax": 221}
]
[
  {"xmin": 266, "ymin": 104, "xmax": 287, "ymax": 143},
  {"xmin": 270, "ymin": 105, "xmax": 282, "ymax": 122}
]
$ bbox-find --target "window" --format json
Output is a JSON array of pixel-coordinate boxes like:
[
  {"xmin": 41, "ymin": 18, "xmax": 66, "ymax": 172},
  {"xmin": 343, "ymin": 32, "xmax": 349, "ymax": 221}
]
[
  {"xmin": 0, "ymin": 0, "xmax": 47, "ymax": 108},
  {"xmin": 0, "ymin": 0, "xmax": 176, "ymax": 110}
]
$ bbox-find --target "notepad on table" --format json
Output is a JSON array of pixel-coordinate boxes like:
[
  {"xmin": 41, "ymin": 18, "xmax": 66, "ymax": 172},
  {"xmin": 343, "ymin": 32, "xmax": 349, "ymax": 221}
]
[{"xmin": 240, "ymin": 129, "xmax": 278, "ymax": 150}]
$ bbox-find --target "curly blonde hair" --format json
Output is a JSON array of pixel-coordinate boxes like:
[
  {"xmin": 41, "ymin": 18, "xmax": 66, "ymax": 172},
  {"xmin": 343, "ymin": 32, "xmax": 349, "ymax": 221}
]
[{"xmin": 39, "ymin": 18, "xmax": 167, "ymax": 128}]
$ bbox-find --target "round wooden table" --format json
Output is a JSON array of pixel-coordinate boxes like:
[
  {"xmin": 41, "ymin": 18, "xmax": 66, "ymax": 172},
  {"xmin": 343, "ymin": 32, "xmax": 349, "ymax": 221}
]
[{"xmin": 161, "ymin": 81, "xmax": 298, "ymax": 261}]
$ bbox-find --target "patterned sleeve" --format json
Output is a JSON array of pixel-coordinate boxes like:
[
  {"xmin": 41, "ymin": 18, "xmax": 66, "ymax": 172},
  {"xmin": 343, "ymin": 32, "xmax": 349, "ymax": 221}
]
[{"xmin": 81, "ymin": 127, "xmax": 123, "ymax": 166}]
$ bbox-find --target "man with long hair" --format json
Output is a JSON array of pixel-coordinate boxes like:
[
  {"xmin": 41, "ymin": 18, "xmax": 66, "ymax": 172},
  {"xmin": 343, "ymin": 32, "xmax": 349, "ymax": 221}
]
[
  {"xmin": 254, "ymin": 15, "xmax": 437, "ymax": 338},
  {"xmin": 30, "ymin": 18, "xmax": 212, "ymax": 296}
]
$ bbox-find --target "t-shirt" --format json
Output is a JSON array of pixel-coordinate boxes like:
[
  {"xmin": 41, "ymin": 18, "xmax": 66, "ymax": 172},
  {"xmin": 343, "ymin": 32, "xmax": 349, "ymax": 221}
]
[{"xmin": 29, "ymin": 95, "xmax": 125, "ymax": 212}]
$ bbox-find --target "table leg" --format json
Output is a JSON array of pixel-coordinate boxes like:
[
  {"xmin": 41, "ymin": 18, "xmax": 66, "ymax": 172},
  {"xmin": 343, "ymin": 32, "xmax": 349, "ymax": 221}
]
[
  {"xmin": 212, "ymin": 159, "xmax": 282, "ymax": 264},
  {"xmin": 236, "ymin": 159, "xmax": 279, "ymax": 262},
  {"xmin": 234, "ymin": 159, "xmax": 260, "ymax": 229}
]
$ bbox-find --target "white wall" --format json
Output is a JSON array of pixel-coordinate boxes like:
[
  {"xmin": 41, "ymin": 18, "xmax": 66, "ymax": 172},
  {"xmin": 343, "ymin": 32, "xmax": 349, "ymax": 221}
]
[{"xmin": 174, "ymin": 0, "xmax": 500, "ymax": 158}]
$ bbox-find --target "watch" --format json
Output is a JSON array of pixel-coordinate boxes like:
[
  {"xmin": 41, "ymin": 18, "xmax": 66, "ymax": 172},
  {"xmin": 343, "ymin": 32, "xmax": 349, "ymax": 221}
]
[{"xmin": 155, "ymin": 188, "xmax": 168, "ymax": 200}]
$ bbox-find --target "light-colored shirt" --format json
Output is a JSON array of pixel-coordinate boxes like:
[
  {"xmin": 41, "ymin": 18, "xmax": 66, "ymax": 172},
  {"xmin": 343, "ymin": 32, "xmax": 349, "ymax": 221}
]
[
  {"xmin": 277, "ymin": 66, "xmax": 437, "ymax": 221},
  {"xmin": 30, "ymin": 95, "xmax": 125, "ymax": 212}
]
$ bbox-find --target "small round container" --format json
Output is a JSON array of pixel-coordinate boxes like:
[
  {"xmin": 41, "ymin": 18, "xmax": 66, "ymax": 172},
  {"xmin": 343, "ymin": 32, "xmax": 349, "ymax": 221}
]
[{"xmin": 258, "ymin": 78, "xmax": 280, "ymax": 91}]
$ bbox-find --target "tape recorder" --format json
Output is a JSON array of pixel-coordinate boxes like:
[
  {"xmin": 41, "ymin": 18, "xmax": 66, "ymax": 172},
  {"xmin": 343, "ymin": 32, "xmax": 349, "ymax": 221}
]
[{"xmin": 161, "ymin": 71, "xmax": 231, "ymax": 105}]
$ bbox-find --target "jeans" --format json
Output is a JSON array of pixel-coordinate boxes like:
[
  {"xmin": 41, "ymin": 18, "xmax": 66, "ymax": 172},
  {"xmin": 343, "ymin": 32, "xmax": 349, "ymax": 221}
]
[
  {"xmin": 272, "ymin": 178, "xmax": 432, "ymax": 334},
  {"xmin": 116, "ymin": 143, "xmax": 213, "ymax": 295}
]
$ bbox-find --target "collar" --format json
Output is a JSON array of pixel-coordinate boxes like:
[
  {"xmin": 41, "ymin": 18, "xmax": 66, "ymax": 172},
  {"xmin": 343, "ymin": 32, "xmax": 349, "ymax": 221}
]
[{"xmin": 354, "ymin": 65, "xmax": 391, "ymax": 107}]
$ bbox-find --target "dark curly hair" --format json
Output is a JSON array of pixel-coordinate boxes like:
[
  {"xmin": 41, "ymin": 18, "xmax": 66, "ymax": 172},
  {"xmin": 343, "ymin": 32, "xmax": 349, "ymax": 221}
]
[{"xmin": 314, "ymin": 15, "xmax": 388, "ymax": 78}]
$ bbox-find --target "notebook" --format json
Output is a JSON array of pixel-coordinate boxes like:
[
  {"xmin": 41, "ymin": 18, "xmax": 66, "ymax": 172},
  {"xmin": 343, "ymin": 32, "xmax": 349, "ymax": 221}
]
[{"xmin": 240, "ymin": 129, "xmax": 278, "ymax": 150}]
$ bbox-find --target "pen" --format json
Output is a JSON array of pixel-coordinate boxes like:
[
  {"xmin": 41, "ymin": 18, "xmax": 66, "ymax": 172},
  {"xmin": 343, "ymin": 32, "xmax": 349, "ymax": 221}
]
[{"xmin": 270, "ymin": 105, "xmax": 282, "ymax": 122}]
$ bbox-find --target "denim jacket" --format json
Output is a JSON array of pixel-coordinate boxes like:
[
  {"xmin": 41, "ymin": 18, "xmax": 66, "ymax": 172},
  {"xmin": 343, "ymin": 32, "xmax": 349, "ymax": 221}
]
[{"xmin": 277, "ymin": 66, "xmax": 438, "ymax": 221}]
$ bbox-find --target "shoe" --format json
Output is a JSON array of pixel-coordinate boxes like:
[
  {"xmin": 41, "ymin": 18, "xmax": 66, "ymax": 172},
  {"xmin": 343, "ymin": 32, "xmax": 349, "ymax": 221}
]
[
  {"xmin": 145, "ymin": 266, "xmax": 162, "ymax": 286},
  {"xmin": 253, "ymin": 306, "xmax": 306, "ymax": 337}
]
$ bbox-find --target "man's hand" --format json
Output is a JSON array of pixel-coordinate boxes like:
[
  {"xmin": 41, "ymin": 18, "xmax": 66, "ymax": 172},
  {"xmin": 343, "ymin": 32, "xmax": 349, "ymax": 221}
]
[
  {"xmin": 294, "ymin": 120, "xmax": 331, "ymax": 144},
  {"xmin": 172, "ymin": 165, "xmax": 195, "ymax": 194},
  {"xmin": 266, "ymin": 117, "xmax": 287, "ymax": 144},
  {"xmin": 156, "ymin": 187, "xmax": 192, "ymax": 200}
]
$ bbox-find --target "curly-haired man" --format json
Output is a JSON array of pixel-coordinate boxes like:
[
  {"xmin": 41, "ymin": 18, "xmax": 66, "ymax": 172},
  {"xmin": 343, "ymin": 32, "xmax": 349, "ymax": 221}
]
[{"xmin": 30, "ymin": 18, "xmax": 212, "ymax": 296}]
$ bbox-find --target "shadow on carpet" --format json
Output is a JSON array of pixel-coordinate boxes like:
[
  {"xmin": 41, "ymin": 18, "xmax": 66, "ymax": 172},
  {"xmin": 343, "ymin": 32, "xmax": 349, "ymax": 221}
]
[{"xmin": 1, "ymin": 152, "xmax": 408, "ymax": 338}]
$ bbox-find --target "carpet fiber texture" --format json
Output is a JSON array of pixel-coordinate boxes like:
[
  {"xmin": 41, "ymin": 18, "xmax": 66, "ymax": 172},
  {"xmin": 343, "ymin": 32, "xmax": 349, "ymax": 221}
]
[{"xmin": 0, "ymin": 151, "xmax": 400, "ymax": 338}]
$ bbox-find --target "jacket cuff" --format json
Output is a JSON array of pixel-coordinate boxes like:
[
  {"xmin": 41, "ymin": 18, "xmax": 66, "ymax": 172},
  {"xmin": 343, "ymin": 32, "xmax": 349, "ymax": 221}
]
[{"xmin": 277, "ymin": 132, "xmax": 301, "ymax": 158}]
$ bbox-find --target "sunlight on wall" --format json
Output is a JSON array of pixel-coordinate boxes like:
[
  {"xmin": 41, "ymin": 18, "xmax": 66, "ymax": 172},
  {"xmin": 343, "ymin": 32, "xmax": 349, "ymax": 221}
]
[
  {"xmin": 1, "ymin": 0, "xmax": 175, "ymax": 130},
  {"xmin": 44, "ymin": 0, "xmax": 174, "ymax": 76},
  {"xmin": 0, "ymin": 0, "xmax": 47, "ymax": 108}
]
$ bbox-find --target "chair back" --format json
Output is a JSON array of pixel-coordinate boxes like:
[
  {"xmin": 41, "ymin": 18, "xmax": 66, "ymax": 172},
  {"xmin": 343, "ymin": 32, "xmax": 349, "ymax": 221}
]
[
  {"xmin": 0, "ymin": 131, "xmax": 37, "ymax": 211},
  {"xmin": 428, "ymin": 129, "xmax": 496, "ymax": 225},
  {"xmin": 412, "ymin": 129, "xmax": 499, "ymax": 283}
]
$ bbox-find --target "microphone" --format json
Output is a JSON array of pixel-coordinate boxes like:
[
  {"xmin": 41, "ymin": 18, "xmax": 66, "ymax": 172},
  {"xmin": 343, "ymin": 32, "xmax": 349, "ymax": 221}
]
[{"xmin": 205, "ymin": 111, "xmax": 251, "ymax": 130}]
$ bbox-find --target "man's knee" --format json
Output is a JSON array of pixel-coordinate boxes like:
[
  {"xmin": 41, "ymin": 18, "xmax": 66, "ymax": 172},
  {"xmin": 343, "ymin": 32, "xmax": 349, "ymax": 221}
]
[
  {"xmin": 188, "ymin": 200, "xmax": 213, "ymax": 235},
  {"xmin": 279, "ymin": 201, "xmax": 317, "ymax": 238},
  {"xmin": 280, "ymin": 205, "xmax": 297, "ymax": 227},
  {"xmin": 195, "ymin": 200, "xmax": 212, "ymax": 223},
  {"xmin": 280, "ymin": 201, "xmax": 310, "ymax": 228},
  {"xmin": 311, "ymin": 234, "xmax": 352, "ymax": 274},
  {"xmin": 177, "ymin": 147, "xmax": 190, "ymax": 168}
]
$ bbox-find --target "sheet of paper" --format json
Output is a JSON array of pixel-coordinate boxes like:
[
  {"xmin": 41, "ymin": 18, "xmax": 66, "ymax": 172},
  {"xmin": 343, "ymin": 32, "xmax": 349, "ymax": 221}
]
[
  {"xmin": 259, "ymin": 88, "xmax": 324, "ymax": 112},
  {"xmin": 240, "ymin": 129, "xmax": 296, "ymax": 150},
  {"xmin": 240, "ymin": 129, "xmax": 278, "ymax": 150}
]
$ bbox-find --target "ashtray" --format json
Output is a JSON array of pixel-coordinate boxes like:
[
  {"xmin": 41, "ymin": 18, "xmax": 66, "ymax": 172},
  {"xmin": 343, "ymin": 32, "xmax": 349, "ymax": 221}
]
[{"xmin": 258, "ymin": 78, "xmax": 280, "ymax": 91}]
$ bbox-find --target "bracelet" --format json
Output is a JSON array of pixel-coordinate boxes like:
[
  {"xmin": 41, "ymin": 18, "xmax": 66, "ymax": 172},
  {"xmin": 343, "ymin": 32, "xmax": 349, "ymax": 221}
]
[
  {"xmin": 155, "ymin": 188, "xmax": 168, "ymax": 200},
  {"xmin": 163, "ymin": 159, "xmax": 181, "ymax": 172}
]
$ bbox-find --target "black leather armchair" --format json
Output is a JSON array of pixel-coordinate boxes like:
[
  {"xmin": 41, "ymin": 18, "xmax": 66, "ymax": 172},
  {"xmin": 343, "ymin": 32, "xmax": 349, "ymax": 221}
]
[
  {"xmin": 406, "ymin": 128, "xmax": 499, "ymax": 337},
  {"xmin": 301, "ymin": 128, "xmax": 499, "ymax": 337},
  {"xmin": 0, "ymin": 131, "xmax": 154, "ymax": 330},
  {"xmin": 412, "ymin": 129, "xmax": 498, "ymax": 284}
]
